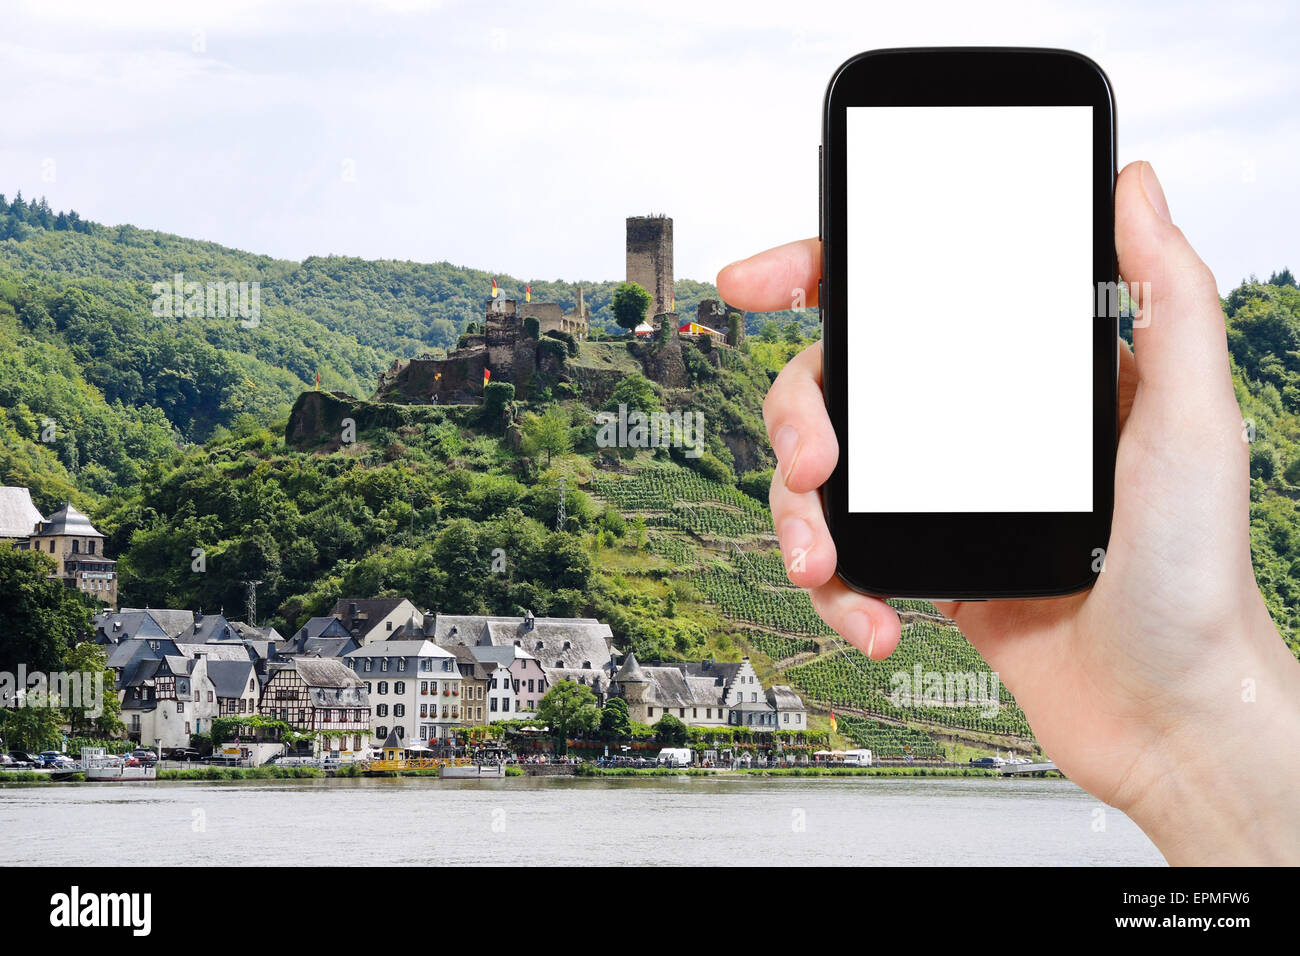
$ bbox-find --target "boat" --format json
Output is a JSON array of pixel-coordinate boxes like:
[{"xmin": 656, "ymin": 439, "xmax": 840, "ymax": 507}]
[
  {"xmin": 439, "ymin": 762, "xmax": 505, "ymax": 779},
  {"xmin": 81, "ymin": 747, "xmax": 156, "ymax": 782}
]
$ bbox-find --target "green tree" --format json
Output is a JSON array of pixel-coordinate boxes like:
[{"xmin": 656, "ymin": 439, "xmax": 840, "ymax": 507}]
[
  {"xmin": 605, "ymin": 373, "xmax": 658, "ymax": 415},
  {"xmin": 654, "ymin": 712, "xmax": 688, "ymax": 746},
  {"xmin": 0, "ymin": 705, "xmax": 63, "ymax": 752},
  {"xmin": 537, "ymin": 679, "xmax": 600, "ymax": 753},
  {"xmin": 521, "ymin": 406, "xmax": 572, "ymax": 466},
  {"xmin": 612, "ymin": 281, "xmax": 652, "ymax": 332},
  {"xmin": 62, "ymin": 641, "xmax": 124, "ymax": 738},
  {"xmin": 0, "ymin": 543, "xmax": 90, "ymax": 674},
  {"xmin": 600, "ymin": 696, "xmax": 632, "ymax": 739}
]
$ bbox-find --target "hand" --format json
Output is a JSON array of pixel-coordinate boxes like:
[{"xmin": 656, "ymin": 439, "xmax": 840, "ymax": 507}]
[{"xmin": 717, "ymin": 160, "xmax": 1300, "ymax": 865}]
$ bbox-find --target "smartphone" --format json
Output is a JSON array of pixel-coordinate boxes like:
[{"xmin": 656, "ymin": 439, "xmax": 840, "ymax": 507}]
[{"xmin": 820, "ymin": 48, "xmax": 1118, "ymax": 600}]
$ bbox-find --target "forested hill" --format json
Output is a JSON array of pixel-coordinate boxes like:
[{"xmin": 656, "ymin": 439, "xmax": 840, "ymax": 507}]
[{"xmin": 2, "ymin": 194, "xmax": 1298, "ymax": 670}]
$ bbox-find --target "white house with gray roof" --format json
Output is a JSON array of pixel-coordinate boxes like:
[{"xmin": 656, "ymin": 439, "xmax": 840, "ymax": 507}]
[{"xmin": 344, "ymin": 640, "xmax": 461, "ymax": 746}]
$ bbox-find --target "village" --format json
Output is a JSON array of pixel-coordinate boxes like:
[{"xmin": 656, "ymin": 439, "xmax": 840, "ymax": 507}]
[{"xmin": 0, "ymin": 486, "xmax": 824, "ymax": 774}]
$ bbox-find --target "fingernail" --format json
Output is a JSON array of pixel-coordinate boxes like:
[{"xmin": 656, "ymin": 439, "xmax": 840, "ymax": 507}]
[
  {"xmin": 1140, "ymin": 161, "xmax": 1171, "ymax": 224},
  {"xmin": 779, "ymin": 517, "xmax": 814, "ymax": 573},
  {"xmin": 845, "ymin": 610, "xmax": 876, "ymax": 658},
  {"xmin": 772, "ymin": 424, "xmax": 801, "ymax": 483}
]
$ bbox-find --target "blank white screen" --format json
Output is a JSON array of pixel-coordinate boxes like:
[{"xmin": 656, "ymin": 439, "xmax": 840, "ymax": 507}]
[{"xmin": 845, "ymin": 106, "xmax": 1093, "ymax": 513}]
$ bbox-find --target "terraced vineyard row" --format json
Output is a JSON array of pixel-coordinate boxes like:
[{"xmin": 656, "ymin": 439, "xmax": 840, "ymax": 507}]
[
  {"xmin": 694, "ymin": 565, "xmax": 835, "ymax": 636},
  {"xmin": 739, "ymin": 628, "xmax": 818, "ymax": 662},
  {"xmin": 590, "ymin": 465, "xmax": 769, "ymax": 517},
  {"xmin": 787, "ymin": 624, "xmax": 1033, "ymax": 738},
  {"xmin": 646, "ymin": 505, "xmax": 770, "ymax": 539},
  {"xmin": 835, "ymin": 715, "xmax": 946, "ymax": 759}
]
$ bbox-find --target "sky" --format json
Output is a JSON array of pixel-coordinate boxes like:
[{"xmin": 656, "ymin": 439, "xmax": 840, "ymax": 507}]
[{"xmin": 0, "ymin": 0, "xmax": 1295, "ymax": 294}]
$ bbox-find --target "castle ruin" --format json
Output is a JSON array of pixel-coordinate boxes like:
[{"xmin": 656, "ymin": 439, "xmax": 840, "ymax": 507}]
[{"xmin": 626, "ymin": 215, "xmax": 673, "ymax": 320}]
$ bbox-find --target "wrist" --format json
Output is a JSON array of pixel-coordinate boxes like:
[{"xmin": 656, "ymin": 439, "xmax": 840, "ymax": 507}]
[{"xmin": 1121, "ymin": 602, "xmax": 1300, "ymax": 864}]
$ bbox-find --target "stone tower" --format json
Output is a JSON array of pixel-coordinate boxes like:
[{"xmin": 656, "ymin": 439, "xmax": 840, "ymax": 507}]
[{"xmin": 626, "ymin": 215, "xmax": 674, "ymax": 320}]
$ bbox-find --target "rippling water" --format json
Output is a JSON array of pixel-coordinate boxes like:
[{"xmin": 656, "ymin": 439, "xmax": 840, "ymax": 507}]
[{"xmin": 0, "ymin": 775, "xmax": 1163, "ymax": 866}]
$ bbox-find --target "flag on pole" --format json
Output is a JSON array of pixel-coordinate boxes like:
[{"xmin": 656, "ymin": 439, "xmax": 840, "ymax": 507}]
[
  {"xmin": 483, "ymin": 368, "xmax": 491, "ymax": 386},
  {"xmin": 491, "ymin": 278, "xmax": 499, "ymax": 298},
  {"xmin": 315, "ymin": 373, "xmax": 320, "ymax": 389},
  {"xmin": 829, "ymin": 710, "xmax": 838, "ymax": 734},
  {"xmin": 525, "ymin": 284, "xmax": 531, "ymax": 302}
]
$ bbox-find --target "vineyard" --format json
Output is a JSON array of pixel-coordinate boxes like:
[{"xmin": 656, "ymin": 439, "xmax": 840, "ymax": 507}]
[
  {"xmin": 835, "ymin": 715, "xmax": 946, "ymax": 759},
  {"xmin": 590, "ymin": 460, "xmax": 1035, "ymax": 746},
  {"xmin": 736, "ymin": 628, "xmax": 818, "ymax": 662},
  {"xmin": 787, "ymin": 622, "xmax": 1033, "ymax": 738}
]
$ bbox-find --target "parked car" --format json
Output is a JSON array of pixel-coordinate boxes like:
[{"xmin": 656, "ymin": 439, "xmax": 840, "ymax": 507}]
[
  {"xmin": 970, "ymin": 756, "xmax": 1007, "ymax": 768},
  {"xmin": 130, "ymin": 749, "xmax": 159, "ymax": 765},
  {"xmin": 162, "ymin": 748, "xmax": 201, "ymax": 762},
  {"xmin": 8, "ymin": 751, "xmax": 40, "ymax": 768},
  {"xmin": 38, "ymin": 751, "xmax": 75, "ymax": 768},
  {"xmin": 0, "ymin": 754, "xmax": 15, "ymax": 769}
]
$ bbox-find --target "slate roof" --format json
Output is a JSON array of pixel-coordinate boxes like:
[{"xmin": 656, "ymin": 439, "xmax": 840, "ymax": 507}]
[
  {"xmin": 329, "ymin": 597, "xmax": 419, "ymax": 641},
  {"xmin": 767, "ymin": 685, "xmax": 805, "ymax": 711},
  {"xmin": 174, "ymin": 642, "xmax": 254, "ymax": 662},
  {"xmin": 178, "ymin": 614, "xmax": 241, "ymax": 643},
  {"xmin": 33, "ymin": 502, "xmax": 102, "ymax": 537},
  {"xmin": 614, "ymin": 651, "xmax": 647, "ymax": 682},
  {"xmin": 120, "ymin": 608, "xmax": 195, "ymax": 639},
  {"xmin": 295, "ymin": 657, "xmax": 367, "ymax": 689},
  {"xmin": 207, "ymin": 660, "xmax": 257, "ymax": 700},
  {"xmin": 93, "ymin": 610, "xmax": 171, "ymax": 645},
  {"xmin": 430, "ymin": 613, "xmax": 614, "ymax": 671},
  {"xmin": 448, "ymin": 644, "xmax": 495, "ymax": 681},
  {"xmin": 0, "ymin": 486, "xmax": 43, "ymax": 537},
  {"xmin": 343, "ymin": 639, "xmax": 452, "ymax": 660}
]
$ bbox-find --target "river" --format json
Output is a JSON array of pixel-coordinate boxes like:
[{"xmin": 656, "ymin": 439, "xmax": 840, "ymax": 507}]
[{"xmin": 0, "ymin": 775, "xmax": 1163, "ymax": 866}]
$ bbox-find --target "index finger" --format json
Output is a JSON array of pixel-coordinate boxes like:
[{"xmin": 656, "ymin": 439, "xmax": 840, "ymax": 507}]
[{"xmin": 716, "ymin": 237, "xmax": 821, "ymax": 312}]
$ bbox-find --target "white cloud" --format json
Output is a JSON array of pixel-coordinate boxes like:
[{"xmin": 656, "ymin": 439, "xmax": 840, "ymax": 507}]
[{"xmin": 0, "ymin": 0, "xmax": 1294, "ymax": 292}]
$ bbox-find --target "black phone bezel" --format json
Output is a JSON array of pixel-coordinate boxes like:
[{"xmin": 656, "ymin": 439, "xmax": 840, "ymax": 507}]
[{"xmin": 820, "ymin": 47, "xmax": 1118, "ymax": 600}]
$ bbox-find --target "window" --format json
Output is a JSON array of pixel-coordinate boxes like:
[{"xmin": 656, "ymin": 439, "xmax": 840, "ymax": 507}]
[
  {"xmin": 476, "ymin": 707, "xmax": 482, "ymax": 720},
  {"xmin": 72, "ymin": 540, "xmax": 79, "ymax": 554},
  {"xmin": 88, "ymin": 540, "xmax": 96, "ymax": 555},
  {"xmin": 397, "ymin": 658, "xmax": 406, "ymax": 671},
  {"xmin": 376, "ymin": 704, "xmax": 388, "ymax": 717},
  {"xmin": 693, "ymin": 709, "xmax": 698, "ymax": 718},
  {"xmin": 751, "ymin": 692, "xmax": 757, "ymax": 702},
  {"xmin": 420, "ymin": 704, "xmax": 428, "ymax": 718},
  {"xmin": 394, "ymin": 704, "xmax": 405, "ymax": 717},
  {"xmin": 249, "ymin": 678, "xmax": 256, "ymax": 691},
  {"xmin": 185, "ymin": 722, "xmax": 191, "ymax": 735},
  {"xmin": 490, "ymin": 698, "xmax": 498, "ymax": 713},
  {"xmin": 377, "ymin": 682, "xmax": 388, "ymax": 695},
  {"xmin": 707, "ymin": 709, "xmax": 712, "ymax": 719},
  {"xmin": 208, "ymin": 691, "xmax": 214, "ymax": 702},
  {"xmin": 477, "ymin": 686, "xmax": 483, "ymax": 700},
  {"xmin": 528, "ymin": 679, "xmax": 535, "ymax": 693},
  {"xmin": 177, "ymin": 701, "xmax": 185, "ymax": 713},
  {"xmin": 49, "ymin": 541, "xmax": 54, "ymax": 553},
  {"xmin": 239, "ymin": 699, "xmax": 247, "ymax": 713},
  {"xmin": 381, "ymin": 659, "xmax": 389, "ymax": 672},
  {"xmin": 377, "ymin": 725, "xmax": 388, "ymax": 739},
  {"xmin": 386, "ymin": 621, "xmax": 393, "ymax": 631},
  {"xmin": 648, "ymin": 707, "xmax": 655, "ymax": 717},
  {"xmin": 394, "ymin": 681, "xmax": 405, "ymax": 695}
]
